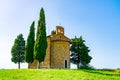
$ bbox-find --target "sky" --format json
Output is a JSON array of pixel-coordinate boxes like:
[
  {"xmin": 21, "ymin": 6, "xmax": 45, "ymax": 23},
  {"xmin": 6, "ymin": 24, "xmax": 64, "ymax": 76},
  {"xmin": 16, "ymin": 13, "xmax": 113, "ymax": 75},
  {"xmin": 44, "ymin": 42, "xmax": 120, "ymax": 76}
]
[{"xmin": 0, "ymin": 0, "xmax": 120, "ymax": 69}]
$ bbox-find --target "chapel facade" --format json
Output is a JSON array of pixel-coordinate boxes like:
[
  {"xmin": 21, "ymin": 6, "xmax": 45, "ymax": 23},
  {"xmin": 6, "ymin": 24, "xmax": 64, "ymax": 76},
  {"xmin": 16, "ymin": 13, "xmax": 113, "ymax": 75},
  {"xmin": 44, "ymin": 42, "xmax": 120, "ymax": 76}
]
[{"xmin": 29, "ymin": 26, "xmax": 70, "ymax": 68}]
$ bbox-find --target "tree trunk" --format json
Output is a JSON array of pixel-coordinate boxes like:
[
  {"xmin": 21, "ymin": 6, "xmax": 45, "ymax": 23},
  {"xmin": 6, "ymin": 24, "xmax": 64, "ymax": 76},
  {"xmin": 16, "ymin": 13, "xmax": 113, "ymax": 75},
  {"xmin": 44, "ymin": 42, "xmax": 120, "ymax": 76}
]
[
  {"xmin": 38, "ymin": 62, "xmax": 40, "ymax": 69},
  {"xmin": 77, "ymin": 63, "xmax": 79, "ymax": 69},
  {"xmin": 18, "ymin": 53, "xmax": 20, "ymax": 69},
  {"xmin": 77, "ymin": 45, "xmax": 80, "ymax": 69},
  {"xmin": 28, "ymin": 63, "xmax": 30, "ymax": 68},
  {"xmin": 18, "ymin": 62, "xmax": 20, "ymax": 69}
]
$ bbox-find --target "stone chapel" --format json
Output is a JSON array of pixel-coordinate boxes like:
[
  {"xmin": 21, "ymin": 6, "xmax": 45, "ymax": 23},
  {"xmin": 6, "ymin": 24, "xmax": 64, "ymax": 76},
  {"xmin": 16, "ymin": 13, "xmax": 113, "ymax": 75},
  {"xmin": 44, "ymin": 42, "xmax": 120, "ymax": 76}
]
[{"xmin": 29, "ymin": 26, "xmax": 70, "ymax": 68}]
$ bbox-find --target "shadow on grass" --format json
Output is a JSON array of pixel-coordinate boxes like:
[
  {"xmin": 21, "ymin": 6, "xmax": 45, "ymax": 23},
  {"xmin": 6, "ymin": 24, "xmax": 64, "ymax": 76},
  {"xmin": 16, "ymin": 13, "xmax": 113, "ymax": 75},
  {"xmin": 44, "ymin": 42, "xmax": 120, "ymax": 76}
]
[{"xmin": 84, "ymin": 70, "xmax": 120, "ymax": 77}]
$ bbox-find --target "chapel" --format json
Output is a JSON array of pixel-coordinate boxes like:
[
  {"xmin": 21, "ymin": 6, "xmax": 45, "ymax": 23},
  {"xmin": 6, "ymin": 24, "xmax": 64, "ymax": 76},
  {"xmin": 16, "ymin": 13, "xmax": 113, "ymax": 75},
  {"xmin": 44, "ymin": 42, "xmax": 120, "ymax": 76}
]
[{"xmin": 29, "ymin": 26, "xmax": 70, "ymax": 68}]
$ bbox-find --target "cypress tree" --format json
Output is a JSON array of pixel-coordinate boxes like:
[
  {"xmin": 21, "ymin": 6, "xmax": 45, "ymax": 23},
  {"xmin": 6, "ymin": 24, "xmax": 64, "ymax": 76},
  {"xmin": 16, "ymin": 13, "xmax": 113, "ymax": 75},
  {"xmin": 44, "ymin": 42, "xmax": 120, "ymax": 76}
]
[
  {"xmin": 25, "ymin": 21, "xmax": 35, "ymax": 68},
  {"xmin": 34, "ymin": 8, "xmax": 47, "ymax": 68}
]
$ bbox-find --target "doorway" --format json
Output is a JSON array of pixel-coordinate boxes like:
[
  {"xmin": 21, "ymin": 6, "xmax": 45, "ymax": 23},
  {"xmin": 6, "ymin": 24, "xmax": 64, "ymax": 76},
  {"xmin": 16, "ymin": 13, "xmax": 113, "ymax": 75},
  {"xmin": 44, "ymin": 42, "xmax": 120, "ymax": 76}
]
[{"xmin": 64, "ymin": 60, "xmax": 67, "ymax": 68}]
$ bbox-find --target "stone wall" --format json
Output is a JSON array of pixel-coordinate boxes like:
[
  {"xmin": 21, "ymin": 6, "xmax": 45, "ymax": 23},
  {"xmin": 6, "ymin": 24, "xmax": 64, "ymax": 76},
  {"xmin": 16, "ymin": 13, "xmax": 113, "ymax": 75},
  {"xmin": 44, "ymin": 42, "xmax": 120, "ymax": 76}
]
[
  {"xmin": 29, "ymin": 60, "xmax": 38, "ymax": 68},
  {"xmin": 50, "ymin": 41, "xmax": 70, "ymax": 68}
]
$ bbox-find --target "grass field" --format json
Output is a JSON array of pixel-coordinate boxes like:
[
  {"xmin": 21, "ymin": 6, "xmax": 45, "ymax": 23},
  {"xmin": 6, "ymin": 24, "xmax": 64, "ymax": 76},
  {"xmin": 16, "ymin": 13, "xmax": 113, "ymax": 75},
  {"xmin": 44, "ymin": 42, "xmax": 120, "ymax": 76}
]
[{"xmin": 0, "ymin": 69, "xmax": 120, "ymax": 80}]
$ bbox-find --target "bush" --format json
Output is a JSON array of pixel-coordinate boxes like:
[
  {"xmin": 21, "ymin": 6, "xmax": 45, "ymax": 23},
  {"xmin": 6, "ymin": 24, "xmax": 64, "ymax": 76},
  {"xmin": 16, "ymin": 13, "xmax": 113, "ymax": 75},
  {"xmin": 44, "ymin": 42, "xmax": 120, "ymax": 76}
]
[{"xmin": 80, "ymin": 65, "xmax": 95, "ymax": 70}]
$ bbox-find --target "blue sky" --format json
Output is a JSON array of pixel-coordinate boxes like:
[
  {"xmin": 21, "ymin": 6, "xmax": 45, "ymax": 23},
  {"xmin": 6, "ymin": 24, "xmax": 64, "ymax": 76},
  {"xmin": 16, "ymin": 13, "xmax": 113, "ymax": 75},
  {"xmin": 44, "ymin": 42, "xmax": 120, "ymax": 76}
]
[{"xmin": 0, "ymin": 0, "xmax": 120, "ymax": 69}]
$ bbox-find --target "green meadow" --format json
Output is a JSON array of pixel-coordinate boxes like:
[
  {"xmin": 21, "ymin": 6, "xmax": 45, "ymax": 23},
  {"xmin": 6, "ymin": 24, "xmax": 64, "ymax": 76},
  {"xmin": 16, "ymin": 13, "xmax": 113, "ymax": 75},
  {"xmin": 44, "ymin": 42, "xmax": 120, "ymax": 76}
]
[{"xmin": 0, "ymin": 69, "xmax": 120, "ymax": 80}]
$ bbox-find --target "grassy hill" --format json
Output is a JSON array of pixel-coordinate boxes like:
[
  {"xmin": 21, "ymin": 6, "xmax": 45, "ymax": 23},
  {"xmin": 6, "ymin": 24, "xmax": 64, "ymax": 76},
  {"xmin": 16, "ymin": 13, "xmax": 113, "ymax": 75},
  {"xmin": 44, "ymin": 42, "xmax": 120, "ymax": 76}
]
[{"xmin": 0, "ymin": 69, "xmax": 120, "ymax": 80}]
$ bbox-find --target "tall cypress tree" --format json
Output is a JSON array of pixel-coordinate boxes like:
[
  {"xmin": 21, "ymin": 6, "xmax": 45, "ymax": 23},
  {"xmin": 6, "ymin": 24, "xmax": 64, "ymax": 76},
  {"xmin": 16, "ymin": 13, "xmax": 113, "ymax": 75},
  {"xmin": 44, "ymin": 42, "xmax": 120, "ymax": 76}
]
[
  {"xmin": 11, "ymin": 34, "xmax": 25, "ymax": 69},
  {"xmin": 25, "ymin": 21, "xmax": 35, "ymax": 68},
  {"xmin": 34, "ymin": 8, "xmax": 47, "ymax": 68}
]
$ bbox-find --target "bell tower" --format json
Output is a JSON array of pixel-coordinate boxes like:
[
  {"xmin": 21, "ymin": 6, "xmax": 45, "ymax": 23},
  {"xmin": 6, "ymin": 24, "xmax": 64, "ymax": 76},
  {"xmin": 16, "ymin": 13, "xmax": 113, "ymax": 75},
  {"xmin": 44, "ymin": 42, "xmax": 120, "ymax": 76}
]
[
  {"xmin": 50, "ymin": 26, "xmax": 70, "ymax": 68},
  {"xmin": 56, "ymin": 26, "xmax": 64, "ymax": 35}
]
